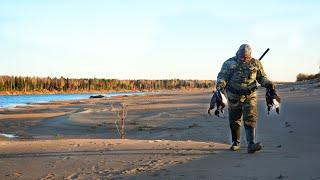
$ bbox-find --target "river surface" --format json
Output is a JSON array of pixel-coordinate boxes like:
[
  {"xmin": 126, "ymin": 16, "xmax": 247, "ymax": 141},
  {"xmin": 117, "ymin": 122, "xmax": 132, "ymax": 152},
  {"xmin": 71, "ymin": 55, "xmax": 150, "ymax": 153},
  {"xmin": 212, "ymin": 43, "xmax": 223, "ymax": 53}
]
[{"xmin": 0, "ymin": 92, "xmax": 144, "ymax": 108}]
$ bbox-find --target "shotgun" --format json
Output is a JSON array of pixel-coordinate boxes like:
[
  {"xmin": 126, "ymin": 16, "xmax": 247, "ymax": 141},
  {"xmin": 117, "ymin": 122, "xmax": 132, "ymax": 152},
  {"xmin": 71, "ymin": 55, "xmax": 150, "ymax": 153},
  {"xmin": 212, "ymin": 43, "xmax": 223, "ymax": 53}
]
[{"xmin": 259, "ymin": 48, "xmax": 270, "ymax": 61}]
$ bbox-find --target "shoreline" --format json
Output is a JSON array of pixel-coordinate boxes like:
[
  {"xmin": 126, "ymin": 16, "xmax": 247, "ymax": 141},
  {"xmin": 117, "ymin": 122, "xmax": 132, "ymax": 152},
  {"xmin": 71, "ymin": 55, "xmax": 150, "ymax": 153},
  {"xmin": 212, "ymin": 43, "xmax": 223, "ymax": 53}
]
[
  {"xmin": 0, "ymin": 89, "xmax": 214, "ymax": 140},
  {"xmin": 0, "ymin": 91, "xmax": 149, "ymax": 110},
  {"xmin": 0, "ymin": 89, "xmax": 212, "ymax": 109}
]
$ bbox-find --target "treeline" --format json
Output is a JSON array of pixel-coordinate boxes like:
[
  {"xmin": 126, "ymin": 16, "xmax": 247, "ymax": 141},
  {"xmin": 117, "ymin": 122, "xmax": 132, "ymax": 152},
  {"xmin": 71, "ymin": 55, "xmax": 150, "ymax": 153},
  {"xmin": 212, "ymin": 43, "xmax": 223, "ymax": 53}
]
[
  {"xmin": 296, "ymin": 73, "xmax": 320, "ymax": 82},
  {"xmin": 0, "ymin": 76, "xmax": 214, "ymax": 93}
]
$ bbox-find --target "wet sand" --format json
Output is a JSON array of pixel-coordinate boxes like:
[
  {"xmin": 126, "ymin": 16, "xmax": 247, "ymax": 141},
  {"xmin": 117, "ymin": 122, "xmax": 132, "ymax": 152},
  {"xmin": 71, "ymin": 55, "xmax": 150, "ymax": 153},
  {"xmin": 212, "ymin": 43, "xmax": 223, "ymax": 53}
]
[{"xmin": 0, "ymin": 88, "xmax": 320, "ymax": 179}]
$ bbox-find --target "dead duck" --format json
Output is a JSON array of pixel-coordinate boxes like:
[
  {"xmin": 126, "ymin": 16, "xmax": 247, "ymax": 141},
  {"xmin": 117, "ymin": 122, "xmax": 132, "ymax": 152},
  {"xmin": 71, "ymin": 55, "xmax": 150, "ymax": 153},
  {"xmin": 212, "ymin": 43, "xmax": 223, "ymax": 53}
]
[
  {"xmin": 266, "ymin": 88, "xmax": 281, "ymax": 114},
  {"xmin": 208, "ymin": 90, "xmax": 228, "ymax": 117}
]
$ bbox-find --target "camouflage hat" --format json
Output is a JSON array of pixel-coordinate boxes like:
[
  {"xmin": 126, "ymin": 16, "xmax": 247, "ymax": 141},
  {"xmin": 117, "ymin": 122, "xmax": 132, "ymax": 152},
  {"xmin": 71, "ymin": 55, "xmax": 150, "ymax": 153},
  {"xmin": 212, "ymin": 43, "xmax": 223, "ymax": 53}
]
[{"xmin": 236, "ymin": 44, "xmax": 252, "ymax": 61}]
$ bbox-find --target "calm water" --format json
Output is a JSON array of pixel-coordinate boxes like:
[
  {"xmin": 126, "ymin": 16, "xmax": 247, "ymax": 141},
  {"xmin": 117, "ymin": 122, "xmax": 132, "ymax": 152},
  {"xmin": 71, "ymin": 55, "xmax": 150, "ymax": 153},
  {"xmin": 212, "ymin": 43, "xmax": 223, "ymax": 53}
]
[{"xmin": 0, "ymin": 92, "xmax": 144, "ymax": 108}]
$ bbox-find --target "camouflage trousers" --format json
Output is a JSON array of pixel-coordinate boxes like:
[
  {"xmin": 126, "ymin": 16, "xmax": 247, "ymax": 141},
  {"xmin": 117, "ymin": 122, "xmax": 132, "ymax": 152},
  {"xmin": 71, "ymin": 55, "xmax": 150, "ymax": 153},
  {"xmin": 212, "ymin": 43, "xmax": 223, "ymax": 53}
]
[{"xmin": 227, "ymin": 91, "xmax": 258, "ymax": 129}]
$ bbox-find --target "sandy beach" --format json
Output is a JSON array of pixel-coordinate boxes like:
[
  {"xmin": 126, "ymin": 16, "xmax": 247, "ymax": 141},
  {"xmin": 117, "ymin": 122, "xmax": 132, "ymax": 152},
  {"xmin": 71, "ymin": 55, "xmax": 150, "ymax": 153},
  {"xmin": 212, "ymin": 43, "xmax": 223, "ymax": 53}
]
[{"xmin": 1, "ymin": 86, "xmax": 320, "ymax": 179}]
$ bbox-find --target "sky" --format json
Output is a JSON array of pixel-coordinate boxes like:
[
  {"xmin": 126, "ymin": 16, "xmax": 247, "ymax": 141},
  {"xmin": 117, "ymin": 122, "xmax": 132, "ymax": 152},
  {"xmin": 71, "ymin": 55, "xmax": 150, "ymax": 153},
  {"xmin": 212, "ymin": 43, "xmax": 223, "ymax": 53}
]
[{"xmin": 0, "ymin": 0, "xmax": 319, "ymax": 82}]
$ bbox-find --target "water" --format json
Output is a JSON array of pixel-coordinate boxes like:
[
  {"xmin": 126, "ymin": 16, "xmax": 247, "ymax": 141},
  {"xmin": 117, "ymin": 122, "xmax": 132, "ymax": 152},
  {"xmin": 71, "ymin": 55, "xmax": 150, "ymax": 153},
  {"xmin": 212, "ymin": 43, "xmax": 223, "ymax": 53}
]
[
  {"xmin": 0, "ymin": 133, "xmax": 18, "ymax": 138},
  {"xmin": 0, "ymin": 92, "xmax": 144, "ymax": 109}
]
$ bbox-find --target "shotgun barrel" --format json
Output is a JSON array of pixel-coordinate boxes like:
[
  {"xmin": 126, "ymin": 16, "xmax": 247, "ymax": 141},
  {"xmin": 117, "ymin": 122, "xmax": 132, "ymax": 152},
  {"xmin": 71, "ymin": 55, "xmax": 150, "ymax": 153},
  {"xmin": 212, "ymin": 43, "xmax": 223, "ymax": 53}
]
[{"xmin": 259, "ymin": 48, "xmax": 270, "ymax": 61}]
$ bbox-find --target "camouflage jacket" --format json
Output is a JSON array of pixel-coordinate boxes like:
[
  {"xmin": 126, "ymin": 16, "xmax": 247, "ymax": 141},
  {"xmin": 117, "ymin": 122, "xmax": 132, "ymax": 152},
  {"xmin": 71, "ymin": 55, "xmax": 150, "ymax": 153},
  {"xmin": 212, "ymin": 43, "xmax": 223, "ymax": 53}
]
[{"xmin": 216, "ymin": 56, "xmax": 272, "ymax": 91}]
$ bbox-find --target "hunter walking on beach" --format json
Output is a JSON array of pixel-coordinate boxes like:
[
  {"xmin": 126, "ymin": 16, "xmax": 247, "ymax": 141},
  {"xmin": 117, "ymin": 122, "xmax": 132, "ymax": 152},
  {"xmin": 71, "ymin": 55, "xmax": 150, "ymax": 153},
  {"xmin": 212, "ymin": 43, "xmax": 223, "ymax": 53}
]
[{"xmin": 216, "ymin": 44, "xmax": 275, "ymax": 153}]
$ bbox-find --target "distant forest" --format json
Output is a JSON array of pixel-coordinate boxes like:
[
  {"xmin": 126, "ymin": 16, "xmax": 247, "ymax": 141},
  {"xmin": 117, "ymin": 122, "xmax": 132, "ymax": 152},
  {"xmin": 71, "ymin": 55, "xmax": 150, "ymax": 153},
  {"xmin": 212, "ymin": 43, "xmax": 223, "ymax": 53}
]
[
  {"xmin": 296, "ymin": 73, "xmax": 320, "ymax": 82},
  {"xmin": 0, "ymin": 76, "xmax": 214, "ymax": 93}
]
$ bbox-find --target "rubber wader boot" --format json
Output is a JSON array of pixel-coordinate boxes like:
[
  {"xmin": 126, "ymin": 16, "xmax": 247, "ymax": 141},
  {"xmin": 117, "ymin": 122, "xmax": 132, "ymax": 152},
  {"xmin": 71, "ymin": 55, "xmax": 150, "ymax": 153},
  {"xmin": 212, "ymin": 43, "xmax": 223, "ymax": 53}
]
[
  {"xmin": 245, "ymin": 125, "xmax": 262, "ymax": 153},
  {"xmin": 230, "ymin": 124, "xmax": 241, "ymax": 151}
]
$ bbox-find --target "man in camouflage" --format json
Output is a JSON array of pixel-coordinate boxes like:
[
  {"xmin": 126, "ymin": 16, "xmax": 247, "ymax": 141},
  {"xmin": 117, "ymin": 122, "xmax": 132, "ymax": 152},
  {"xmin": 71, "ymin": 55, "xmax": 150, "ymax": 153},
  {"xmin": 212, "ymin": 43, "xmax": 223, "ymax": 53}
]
[{"xmin": 216, "ymin": 44, "xmax": 274, "ymax": 153}]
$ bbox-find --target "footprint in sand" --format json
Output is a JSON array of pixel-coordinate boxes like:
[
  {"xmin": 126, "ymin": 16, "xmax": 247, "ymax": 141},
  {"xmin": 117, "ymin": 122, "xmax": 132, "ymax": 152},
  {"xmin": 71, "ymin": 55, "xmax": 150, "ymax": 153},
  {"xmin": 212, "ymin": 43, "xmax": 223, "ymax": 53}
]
[
  {"xmin": 62, "ymin": 156, "xmax": 71, "ymax": 161},
  {"xmin": 91, "ymin": 166, "xmax": 97, "ymax": 172},
  {"xmin": 66, "ymin": 172, "xmax": 80, "ymax": 180},
  {"xmin": 124, "ymin": 159, "xmax": 178, "ymax": 176},
  {"xmin": 41, "ymin": 173, "xmax": 55, "ymax": 180},
  {"xmin": 285, "ymin": 122, "xmax": 291, "ymax": 127},
  {"xmin": 12, "ymin": 172, "xmax": 22, "ymax": 178},
  {"xmin": 276, "ymin": 174, "xmax": 289, "ymax": 179}
]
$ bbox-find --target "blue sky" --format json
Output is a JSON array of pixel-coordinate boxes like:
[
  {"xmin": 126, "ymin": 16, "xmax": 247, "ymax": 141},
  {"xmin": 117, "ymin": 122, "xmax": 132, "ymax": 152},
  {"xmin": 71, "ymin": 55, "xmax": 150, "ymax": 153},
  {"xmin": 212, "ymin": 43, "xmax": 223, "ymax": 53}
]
[{"xmin": 0, "ymin": 0, "xmax": 319, "ymax": 81}]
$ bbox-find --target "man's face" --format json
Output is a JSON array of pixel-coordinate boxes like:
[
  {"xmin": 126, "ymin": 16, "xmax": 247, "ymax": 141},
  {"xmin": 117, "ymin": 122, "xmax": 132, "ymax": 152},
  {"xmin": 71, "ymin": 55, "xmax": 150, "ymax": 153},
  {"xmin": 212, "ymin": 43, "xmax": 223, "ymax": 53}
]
[{"xmin": 240, "ymin": 55, "xmax": 251, "ymax": 62}]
